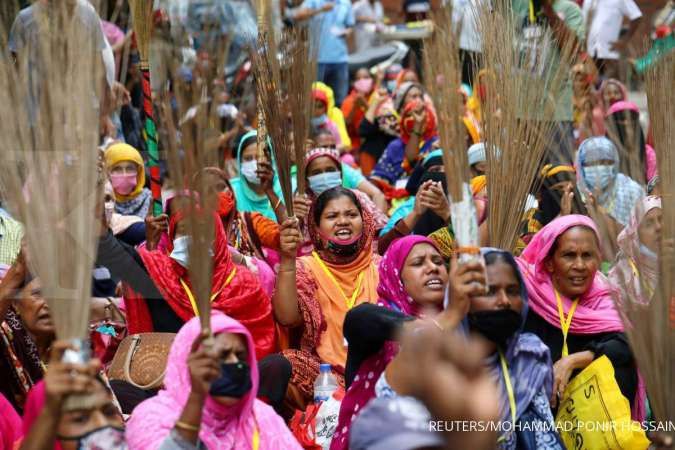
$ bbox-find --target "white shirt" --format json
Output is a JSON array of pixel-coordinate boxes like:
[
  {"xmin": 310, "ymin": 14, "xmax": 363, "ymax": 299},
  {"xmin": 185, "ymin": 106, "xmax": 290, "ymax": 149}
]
[
  {"xmin": 583, "ymin": 0, "xmax": 642, "ymax": 59},
  {"xmin": 452, "ymin": 0, "xmax": 482, "ymax": 53},
  {"xmin": 352, "ymin": 0, "xmax": 384, "ymax": 52}
]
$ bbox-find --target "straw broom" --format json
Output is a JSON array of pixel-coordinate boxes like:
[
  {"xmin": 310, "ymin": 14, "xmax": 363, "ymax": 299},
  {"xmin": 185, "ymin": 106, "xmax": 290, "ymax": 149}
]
[
  {"xmin": 153, "ymin": 45, "xmax": 231, "ymax": 335},
  {"xmin": 129, "ymin": 0, "xmax": 163, "ymax": 217},
  {"xmin": 423, "ymin": 4, "xmax": 479, "ymax": 262},
  {"xmin": 476, "ymin": 0, "xmax": 579, "ymax": 252},
  {"xmin": 0, "ymin": 2, "xmax": 102, "ymax": 354},
  {"xmin": 251, "ymin": 18, "xmax": 295, "ymax": 218},
  {"xmin": 609, "ymin": 51, "xmax": 675, "ymax": 428},
  {"xmin": 284, "ymin": 25, "xmax": 317, "ymax": 196}
]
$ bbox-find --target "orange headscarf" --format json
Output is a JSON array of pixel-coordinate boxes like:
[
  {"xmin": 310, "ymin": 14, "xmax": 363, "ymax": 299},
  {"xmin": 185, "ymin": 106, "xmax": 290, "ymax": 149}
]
[{"xmin": 299, "ymin": 191, "xmax": 381, "ymax": 367}]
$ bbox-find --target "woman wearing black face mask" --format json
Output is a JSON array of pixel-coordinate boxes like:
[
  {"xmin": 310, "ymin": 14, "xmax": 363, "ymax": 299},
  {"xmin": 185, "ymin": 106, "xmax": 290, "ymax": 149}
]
[
  {"xmin": 443, "ymin": 248, "xmax": 564, "ymax": 450},
  {"xmin": 20, "ymin": 341, "xmax": 126, "ymax": 450},
  {"xmin": 378, "ymin": 150, "xmax": 451, "ymax": 255},
  {"xmin": 274, "ymin": 187, "xmax": 381, "ymax": 410},
  {"xmin": 126, "ymin": 314, "xmax": 302, "ymax": 450}
]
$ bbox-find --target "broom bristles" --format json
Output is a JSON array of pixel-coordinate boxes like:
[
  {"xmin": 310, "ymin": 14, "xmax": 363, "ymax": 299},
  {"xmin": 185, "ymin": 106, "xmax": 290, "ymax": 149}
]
[
  {"xmin": 251, "ymin": 25, "xmax": 295, "ymax": 218},
  {"xmin": 424, "ymin": 4, "xmax": 468, "ymax": 201},
  {"xmin": 285, "ymin": 26, "xmax": 317, "ymax": 196},
  {"xmin": 477, "ymin": 0, "xmax": 579, "ymax": 252},
  {"xmin": 129, "ymin": 0, "xmax": 153, "ymax": 62},
  {"xmin": 0, "ymin": 3, "xmax": 102, "ymax": 342}
]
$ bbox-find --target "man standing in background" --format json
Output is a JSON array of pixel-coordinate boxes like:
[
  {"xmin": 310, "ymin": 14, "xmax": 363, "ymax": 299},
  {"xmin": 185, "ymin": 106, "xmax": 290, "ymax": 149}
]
[
  {"xmin": 298, "ymin": 0, "xmax": 355, "ymax": 106},
  {"xmin": 583, "ymin": 0, "xmax": 643, "ymax": 80}
]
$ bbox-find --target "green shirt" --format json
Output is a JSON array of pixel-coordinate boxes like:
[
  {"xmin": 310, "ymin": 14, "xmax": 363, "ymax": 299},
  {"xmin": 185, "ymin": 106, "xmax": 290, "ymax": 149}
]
[{"xmin": 512, "ymin": 0, "xmax": 585, "ymax": 122}]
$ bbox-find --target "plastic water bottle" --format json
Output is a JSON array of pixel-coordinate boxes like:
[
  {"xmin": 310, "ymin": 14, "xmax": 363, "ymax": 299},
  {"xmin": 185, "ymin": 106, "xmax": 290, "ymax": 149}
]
[{"xmin": 313, "ymin": 363, "xmax": 338, "ymax": 403}]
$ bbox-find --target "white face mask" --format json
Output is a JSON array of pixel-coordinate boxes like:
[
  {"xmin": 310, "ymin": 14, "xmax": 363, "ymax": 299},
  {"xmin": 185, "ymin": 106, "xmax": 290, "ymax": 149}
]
[
  {"xmin": 639, "ymin": 243, "xmax": 658, "ymax": 259},
  {"xmin": 584, "ymin": 165, "xmax": 614, "ymax": 191},
  {"xmin": 104, "ymin": 201, "xmax": 115, "ymax": 225},
  {"xmin": 240, "ymin": 160, "xmax": 260, "ymax": 185},
  {"xmin": 308, "ymin": 171, "xmax": 342, "ymax": 195},
  {"xmin": 170, "ymin": 235, "xmax": 191, "ymax": 268}
]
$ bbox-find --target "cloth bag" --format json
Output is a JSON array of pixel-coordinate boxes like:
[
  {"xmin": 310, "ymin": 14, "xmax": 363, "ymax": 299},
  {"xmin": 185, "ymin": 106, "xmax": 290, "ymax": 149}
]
[
  {"xmin": 555, "ymin": 355, "xmax": 650, "ymax": 450},
  {"xmin": 107, "ymin": 333, "xmax": 175, "ymax": 390}
]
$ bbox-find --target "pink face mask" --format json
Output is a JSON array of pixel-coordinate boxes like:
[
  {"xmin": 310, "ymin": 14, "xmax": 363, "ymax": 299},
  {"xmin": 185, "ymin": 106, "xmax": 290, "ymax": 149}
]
[
  {"xmin": 110, "ymin": 173, "xmax": 137, "ymax": 196},
  {"xmin": 354, "ymin": 78, "xmax": 373, "ymax": 94}
]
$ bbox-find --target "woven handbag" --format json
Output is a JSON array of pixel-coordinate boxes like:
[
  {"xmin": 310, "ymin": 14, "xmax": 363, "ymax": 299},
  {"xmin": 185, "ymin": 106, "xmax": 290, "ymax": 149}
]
[{"xmin": 107, "ymin": 333, "xmax": 176, "ymax": 390}]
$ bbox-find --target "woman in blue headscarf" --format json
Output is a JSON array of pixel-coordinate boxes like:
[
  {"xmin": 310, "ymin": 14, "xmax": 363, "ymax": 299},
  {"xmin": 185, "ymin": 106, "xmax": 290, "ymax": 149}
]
[
  {"xmin": 230, "ymin": 130, "xmax": 293, "ymax": 220},
  {"xmin": 575, "ymin": 136, "xmax": 645, "ymax": 228},
  {"xmin": 373, "ymin": 248, "xmax": 563, "ymax": 450}
]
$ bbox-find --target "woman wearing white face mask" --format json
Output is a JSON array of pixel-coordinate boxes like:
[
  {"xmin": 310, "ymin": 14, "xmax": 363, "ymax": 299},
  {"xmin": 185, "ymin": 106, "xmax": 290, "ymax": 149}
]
[
  {"xmin": 576, "ymin": 137, "xmax": 645, "ymax": 228},
  {"xmin": 229, "ymin": 130, "xmax": 292, "ymax": 221}
]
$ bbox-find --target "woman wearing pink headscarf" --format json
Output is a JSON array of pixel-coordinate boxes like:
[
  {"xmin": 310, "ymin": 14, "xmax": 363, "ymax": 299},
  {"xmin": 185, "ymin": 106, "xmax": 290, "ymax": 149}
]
[
  {"xmin": 609, "ymin": 196, "xmax": 662, "ymax": 306},
  {"xmin": 126, "ymin": 314, "xmax": 301, "ymax": 450},
  {"xmin": 517, "ymin": 215, "xmax": 645, "ymax": 421}
]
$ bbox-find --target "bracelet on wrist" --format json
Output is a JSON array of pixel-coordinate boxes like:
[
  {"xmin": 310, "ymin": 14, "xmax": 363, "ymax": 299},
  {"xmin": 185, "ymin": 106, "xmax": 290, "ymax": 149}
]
[{"xmin": 175, "ymin": 420, "xmax": 200, "ymax": 433}]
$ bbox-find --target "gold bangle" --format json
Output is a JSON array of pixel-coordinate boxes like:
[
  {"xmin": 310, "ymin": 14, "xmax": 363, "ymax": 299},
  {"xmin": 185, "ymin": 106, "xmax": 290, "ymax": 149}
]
[{"xmin": 175, "ymin": 420, "xmax": 200, "ymax": 432}]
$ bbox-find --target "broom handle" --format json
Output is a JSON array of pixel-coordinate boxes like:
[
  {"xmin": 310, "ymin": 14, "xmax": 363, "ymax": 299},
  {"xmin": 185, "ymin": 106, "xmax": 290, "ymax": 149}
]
[{"xmin": 133, "ymin": 35, "xmax": 162, "ymax": 217}]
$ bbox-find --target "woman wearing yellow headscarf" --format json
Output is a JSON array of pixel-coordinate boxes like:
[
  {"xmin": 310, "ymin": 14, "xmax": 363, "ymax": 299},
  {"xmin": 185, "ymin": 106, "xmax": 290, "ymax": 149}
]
[
  {"xmin": 104, "ymin": 143, "xmax": 153, "ymax": 218},
  {"xmin": 312, "ymin": 82, "xmax": 352, "ymax": 151}
]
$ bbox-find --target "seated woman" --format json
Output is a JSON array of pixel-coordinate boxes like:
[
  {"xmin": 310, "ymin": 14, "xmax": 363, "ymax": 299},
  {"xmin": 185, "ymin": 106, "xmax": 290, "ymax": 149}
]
[
  {"xmin": 126, "ymin": 314, "xmax": 302, "ymax": 450},
  {"xmin": 371, "ymin": 99, "xmax": 438, "ymax": 187},
  {"xmin": 230, "ymin": 130, "xmax": 289, "ymax": 221},
  {"xmin": 310, "ymin": 130, "xmax": 388, "ymax": 212},
  {"xmin": 0, "ymin": 264, "xmax": 54, "ymax": 413},
  {"xmin": 357, "ymin": 89, "xmax": 399, "ymax": 177},
  {"xmin": 378, "ymin": 150, "xmax": 450, "ymax": 254},
  {"xmin": 274, "ymin": 187, "xmax": 381, "ymax": 409},
  {"xmin": 197, "ymin": 167, "xmax": 279, "ymax": 269},
  {"xmin": 605, "ymin": 100, "xmax": 657, "ymax": 185},
  {"xmin": 99, "ymin": 209, "xmax": 275, "ymax": 359},
  {"xmin": 576, "ymin": 137, "xmax": 645, "ymax": 229},
  {"xmin": 332, "ymin": 239, "xmax": 562, "ymax": 450},
  {"xmin": 517, "ymin": 215, "xmax": 645, "ymax": 421},
  {"xmin": 293, "ymin": 147, "xmax": 388, "ymax": 245},
  {"xmin": 312, "ymin": 82, "xmax": 352, "ymax": 151},
  {"xmin": 609, "ymin": 196, "xmax": 662, "ymax": 306},
  {"xmin": 519, "ymin": 164, "xmax": 587, "ymax": 249},
  {"xmin": 104, "ymin": 143, "xmax": 152, "ymax": 246},
  {"xmin": 20, "ymin": 341, "xmax": 126, "ymax": 450}
]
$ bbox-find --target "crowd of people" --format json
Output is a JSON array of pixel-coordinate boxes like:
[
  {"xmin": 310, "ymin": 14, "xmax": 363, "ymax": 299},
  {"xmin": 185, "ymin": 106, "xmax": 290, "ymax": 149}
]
[{"xmin": 1, "ymin": 0, "xmax": 674, "ymax": 449}]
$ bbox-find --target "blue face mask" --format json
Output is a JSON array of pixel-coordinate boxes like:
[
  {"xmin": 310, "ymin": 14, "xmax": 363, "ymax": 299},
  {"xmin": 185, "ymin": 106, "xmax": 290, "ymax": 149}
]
[
  {"xmin": 209, "ymin": 361, "xmax": 252, "ymax": 398},
  {"xmin": 240, "ymin": 160, "xmax": 260, "ymax": 185},
  {"xmin": 311, "ymin": 115, "xmax": 328, "ymax": 128},
  {"xmin": 308, "ymin": 171, "xmax": 342, "ymax": 195},
  {"xmin": 386, "ymin": 80, "xmax": 397, "ymax": 93},
  {"xmin": 639, "ymin": 243, "xmax": 658, "ymax": 259},
  {"xmin": 584, "ymin": 165, "xmax": 614, "ymax": 191},
  {"xmin": 170, "ymin": 235, "xmax": 191, "ymax": 268}
]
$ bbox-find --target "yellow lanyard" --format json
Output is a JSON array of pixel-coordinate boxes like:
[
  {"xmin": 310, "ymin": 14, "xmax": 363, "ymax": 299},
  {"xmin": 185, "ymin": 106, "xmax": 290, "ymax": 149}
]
[
  {"xmin": 499, "ymin": 350, "xmax": 517, "ymax": 426},
  {"xmin": 628, "ymin": 258, "xmax": 655, "ymax": 300},
  {"xmin": 312, "ymin": 251, "xmax": 365, "ymax": 309},
  {"xmin": 179, "ymin": 268, "xmax": 237, "ymax": 317},
  {"xmin": 528, "ymin": 0, "xmax": 536, "ymax": 24},
  {"xmin": 555, "ymin": 289, "xmax": 579, "ymax": 357},
  {"xmin": 252, "ymin": 424, "xmax": 260, "ymax": 450}
]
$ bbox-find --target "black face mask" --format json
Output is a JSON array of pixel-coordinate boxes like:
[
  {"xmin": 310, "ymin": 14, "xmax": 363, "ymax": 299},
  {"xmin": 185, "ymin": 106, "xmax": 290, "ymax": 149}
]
[
  {"xmin": 467, "ymin": 309, "xmax": 522, "ymax": 346},
  {"xmin": 209, "ymin": 361, "xmax": 252, "ymax": 398},
  {"xmin": 419, "ymin": 171, "xmax": 448, "ymax": 193}
]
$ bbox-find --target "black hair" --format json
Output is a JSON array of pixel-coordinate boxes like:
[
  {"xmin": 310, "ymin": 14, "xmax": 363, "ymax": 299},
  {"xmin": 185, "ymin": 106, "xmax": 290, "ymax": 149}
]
[
  {"xmin": 313, "ymin": 187, "xmax": 362, "ymax": 225},
  {"xmin": 237, "ymin": 133, "xmax": 272, "ymax": 159},
  {"xmin": 484, "ymin": 251, "xmax": 509, "ymax": 266}
]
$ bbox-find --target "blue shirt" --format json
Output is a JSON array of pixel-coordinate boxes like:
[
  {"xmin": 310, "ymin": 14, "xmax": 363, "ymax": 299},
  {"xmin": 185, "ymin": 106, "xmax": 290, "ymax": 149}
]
[{"xmin": 304, "ymin": 0, "xmax": 355, "ymax": 63}]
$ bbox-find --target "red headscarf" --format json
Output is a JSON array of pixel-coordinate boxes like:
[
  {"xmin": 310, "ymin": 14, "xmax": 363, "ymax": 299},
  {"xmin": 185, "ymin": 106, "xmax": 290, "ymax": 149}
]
[
  {"xmin": 399, "ymin": 100, "xmax": 437, "ymax": 144},
  {"xmin": 132, "ymin": 210, "xmax": 275, "ymax": 359}
]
